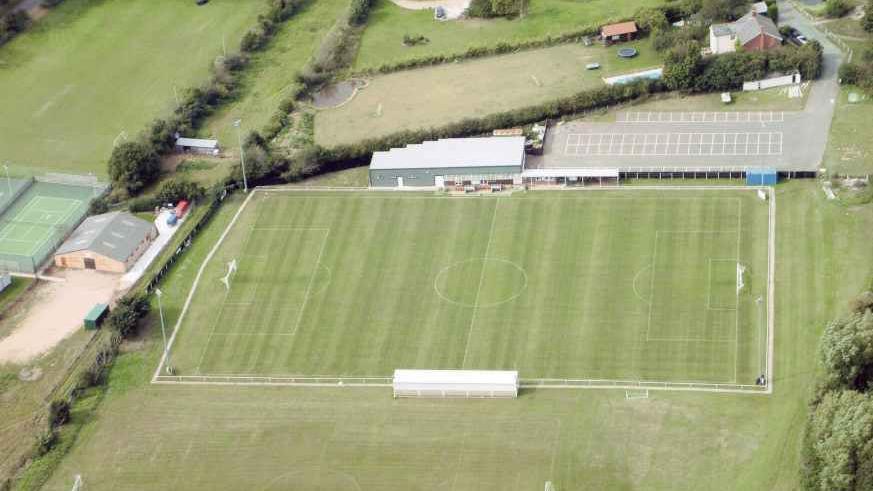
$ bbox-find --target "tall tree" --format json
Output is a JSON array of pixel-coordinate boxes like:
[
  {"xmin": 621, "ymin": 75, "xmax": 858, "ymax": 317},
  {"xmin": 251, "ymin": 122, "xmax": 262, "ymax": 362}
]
[{"xmin": 819, "ymin": 310, "xmax": 873, "ymax": 393}]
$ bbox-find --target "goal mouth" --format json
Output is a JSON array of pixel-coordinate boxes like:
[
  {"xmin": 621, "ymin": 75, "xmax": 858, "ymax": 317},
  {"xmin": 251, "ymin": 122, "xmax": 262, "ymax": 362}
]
[{"xmin": 737, "ymin": 263, "xmax": 746, "ymax": 293}]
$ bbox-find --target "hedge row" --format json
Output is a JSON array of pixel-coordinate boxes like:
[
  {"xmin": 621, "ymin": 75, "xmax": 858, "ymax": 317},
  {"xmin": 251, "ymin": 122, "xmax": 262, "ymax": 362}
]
[
  {"xmin": 107, "ymin": 0, "xmax": 310, "ymax": 197},
  {"xmin": 349, "ymin": 3, "xmax": 685, "ymax": 77}
]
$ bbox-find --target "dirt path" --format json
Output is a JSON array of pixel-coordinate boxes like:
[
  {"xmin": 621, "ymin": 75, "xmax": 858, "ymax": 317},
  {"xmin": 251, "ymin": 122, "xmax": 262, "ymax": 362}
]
[
  {"xmin": 0, "ymin": 270, "xmax": 120, "ymax": 364},
  {"xmin": 390, "ymin": 0, "xmax": 471, "ymax": 19}
]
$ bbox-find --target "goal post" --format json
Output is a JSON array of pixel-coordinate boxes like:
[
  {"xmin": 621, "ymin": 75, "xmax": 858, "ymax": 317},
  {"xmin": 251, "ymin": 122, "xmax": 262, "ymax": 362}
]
[{"xmin": 737, "ymin": 263, "xmax": 746, "ymax": 293}]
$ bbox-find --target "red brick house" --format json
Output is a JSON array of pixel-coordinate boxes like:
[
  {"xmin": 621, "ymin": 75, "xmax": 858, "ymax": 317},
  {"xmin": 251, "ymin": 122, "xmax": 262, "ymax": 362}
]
[{"xmin": 709, "ymin": 11, "xmax": 783, "ymax": 54}]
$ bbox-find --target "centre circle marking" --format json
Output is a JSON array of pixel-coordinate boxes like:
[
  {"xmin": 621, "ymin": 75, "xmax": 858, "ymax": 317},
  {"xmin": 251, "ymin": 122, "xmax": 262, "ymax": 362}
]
[{"xmin": 433, "ymin": 258, "xmax": 528, "ymax": 308}]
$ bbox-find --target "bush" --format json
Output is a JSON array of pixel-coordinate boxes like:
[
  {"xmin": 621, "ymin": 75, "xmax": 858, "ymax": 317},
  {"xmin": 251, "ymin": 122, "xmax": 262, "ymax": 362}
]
[
  {"xmin": 465, "ymin": 0, "xmax": 495, "ymax": 17},
  {"xmin": 767, "ymin": 2, "xmax": 779, "ymax": 23},
  {"xmin": 839, "ymin": 62, "xmax": 865, "ymax": 84},
  {"xmin": 155, "ymin": 178, "xmax": 206, "ymax": 205},
  {"xmin": 824, "ymin": 0, "xmax": 851, "ymax": 18},
  {"xmin": 107, "ymin": 141, "xmax": 160, "ymax": 195},
  {"xmin": 819, "ymin": 310, "xmax": 873, "ymax": 392},
  {"xmin": 802, "ymin": 390, "xmax": 873, "ymax": 491},
  {"xmin": 663, "ymin": 41, "xmax": 704, "ymax": 90},
  {"xmin": 864, "ymin": 0, "xmax": 873, "ymax": 32},
  {"xmin": 349, "ymin": 0, "xmax": 374, "ymax": 25},
  {"xmin": 850, "ymin": 292, "xmax": 873, "ymax": 314},
  {"xmin": 48, "ymin": 399, "xmax": 70, "ymax": 428},
  {"xmin": 105, "ymin": 294, "xmax": 150, "ymax": 338}
]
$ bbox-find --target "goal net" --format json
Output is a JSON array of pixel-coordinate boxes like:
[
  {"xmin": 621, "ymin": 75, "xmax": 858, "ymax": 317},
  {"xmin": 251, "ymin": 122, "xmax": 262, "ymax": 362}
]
[
  {"xmin": 625, "ymin": 389, "xmax": 649, "ymax": 400},
  {"xmin": 737, "ymin": 263, "xmax": 746, "ymax": 293}
]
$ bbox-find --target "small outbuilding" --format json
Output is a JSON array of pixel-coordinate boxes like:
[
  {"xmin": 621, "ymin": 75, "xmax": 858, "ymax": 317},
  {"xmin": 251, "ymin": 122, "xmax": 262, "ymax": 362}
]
[
  {"xmin": 746, "ymin": 168, "xmax": 778, "ymax": 186},
  {"xmin": 601, "ymin": 21, "xmax": 638, "ymax": 45},
  {"xmin": 175, "ymin": 137, "xmax": 220, "ymax": 156},
  {"xmin": 54, "ymin": 212, "xmax": 158, "ymax": 273},
  {"xmin": 84, "ymin": 303, "xmax": 109, "ymax": 330}
]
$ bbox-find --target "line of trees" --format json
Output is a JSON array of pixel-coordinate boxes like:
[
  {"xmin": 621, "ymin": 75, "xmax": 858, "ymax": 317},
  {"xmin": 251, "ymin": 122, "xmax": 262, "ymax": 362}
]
[{"xmin": 802, "ymin": 292, "xmax": 873, "ymax": 491}]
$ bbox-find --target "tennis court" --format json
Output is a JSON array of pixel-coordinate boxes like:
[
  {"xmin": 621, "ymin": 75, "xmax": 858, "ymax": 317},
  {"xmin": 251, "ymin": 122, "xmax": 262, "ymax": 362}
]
[{"xmin": 0, "ymin": 181, "xmax": 98, "ymax": 273}]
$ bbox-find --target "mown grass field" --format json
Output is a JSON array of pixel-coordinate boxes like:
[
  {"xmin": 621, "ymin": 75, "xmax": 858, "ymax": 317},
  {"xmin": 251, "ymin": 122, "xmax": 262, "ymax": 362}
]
[
  {"xmin": 36, "ymin": 181, "xmax": 873, "ymax": 490},
  {"xmin": 316, "ymin": 39, "xmax": 661, "ymax": 146},
  {"xmin": 0, "ymin": 0, "xmax": 264, "ymax": 175},
  {"xmin": 201, "ymin": 0, "xmax": 350, "ymax": 149},
  {"xmin": 353, "ymin": 0, "xmax": 665, "ymax": 71},
  {"xmin": 823, "ymin": 86, "xmax": 873, "ymax": 175},
  {"xmin": 166, "ymin": 189, "xmax": 768, "ymax": 385}
]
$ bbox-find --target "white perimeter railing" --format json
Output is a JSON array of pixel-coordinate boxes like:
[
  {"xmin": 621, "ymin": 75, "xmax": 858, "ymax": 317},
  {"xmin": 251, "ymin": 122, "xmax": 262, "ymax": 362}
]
[
  {"xmin": 153, "ymin": 375, "xmax": 393, "ymax": 387},
  {"xmin": 520, "ymin": 378, "xmax": 769, "ymax": 394}
]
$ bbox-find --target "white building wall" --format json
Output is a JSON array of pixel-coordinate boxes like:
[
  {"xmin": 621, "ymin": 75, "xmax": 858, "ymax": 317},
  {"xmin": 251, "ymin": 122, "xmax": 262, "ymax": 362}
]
[{"xmin": 710, "ymin": 29, "xmax": 736, "ymax": 54}]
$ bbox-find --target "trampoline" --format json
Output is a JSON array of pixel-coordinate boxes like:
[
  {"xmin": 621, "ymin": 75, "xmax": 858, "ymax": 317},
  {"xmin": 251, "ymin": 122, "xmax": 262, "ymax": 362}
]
[{"xmin": 617, "ymin": 48, "xmax": 638, "ymax": 58}]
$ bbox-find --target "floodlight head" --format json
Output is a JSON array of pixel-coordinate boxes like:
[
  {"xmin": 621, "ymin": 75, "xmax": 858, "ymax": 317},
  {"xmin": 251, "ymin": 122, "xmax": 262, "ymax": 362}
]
[{"xmin": 155, "ymin": 288, "xmax": 163, "ymax": 297}]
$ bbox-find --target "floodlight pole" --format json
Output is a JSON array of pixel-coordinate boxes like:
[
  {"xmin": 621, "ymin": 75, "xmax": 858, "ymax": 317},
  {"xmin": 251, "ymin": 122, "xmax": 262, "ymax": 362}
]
[
  {"xmin": 3, "ymin": 163, "xmax": 10, "ymax": 196},
  {"xmin": 156, "ymin": 288, "xmax": 170, "ymax": 372},
  {"xmin": 234, "ymin": 119, "xmax": 248, "ymax": 193}
]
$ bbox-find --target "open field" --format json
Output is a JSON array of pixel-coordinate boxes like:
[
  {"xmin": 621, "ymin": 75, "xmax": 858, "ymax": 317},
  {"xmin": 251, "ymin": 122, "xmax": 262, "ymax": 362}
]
[
  {"xmin": 316, "ymin": 39, "xmax": 661, "ymax": 146},
  {"xmin": 33, "ymin": 181, "xmax": 873, "ymax": 490},
  {"xmin": 0, "ymin": 0, "xmax": 264, "ymax": 175},
  {"xmin": 162, "ymin": 189, "xmax": 769, "ymax": 388},
  {"xmin": 823, "ymin": 86, "xmax": 873, "ymax": 175},
  {"xmin": 353, "ymin": 0, "xmax": 665, "ymax": 70},
  {"xmin": 201, "ymin": 0, "xmax": 350, "ymax": 149}
]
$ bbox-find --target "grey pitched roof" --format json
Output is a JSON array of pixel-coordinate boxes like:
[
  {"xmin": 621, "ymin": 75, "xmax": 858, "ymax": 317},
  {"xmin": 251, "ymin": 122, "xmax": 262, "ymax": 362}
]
[
  {"xmin": 56, "ymin": 212, "xmax": 155, "ymax": 263},
  {"xmin": 370, "ymin": 137, "xmax": 526, "ymax": 170},
  {"xmin": 711, "ymin": 23, "xmax": 734, "ymax": 37},
  {"xmin": 733, "ymin": 12, "xmax": 782, "ymax": 45}
]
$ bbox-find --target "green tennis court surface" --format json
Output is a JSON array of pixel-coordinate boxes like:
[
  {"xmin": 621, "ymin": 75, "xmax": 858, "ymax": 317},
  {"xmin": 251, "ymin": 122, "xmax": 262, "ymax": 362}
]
[
  {"xmin": 167, "ymin": 189, "xmax": 771, "ymax": 388},
  {"xmin": 0, "ymin": 182, "xmax": 95, "ymax": 273}
]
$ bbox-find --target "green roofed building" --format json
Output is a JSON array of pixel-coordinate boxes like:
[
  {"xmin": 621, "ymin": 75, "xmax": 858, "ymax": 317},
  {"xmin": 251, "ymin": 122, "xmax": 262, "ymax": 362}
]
[
  {"xmin": 369, "ymin": 137, "xmax": 526, "ymax": 188},
  {"xmin": 54, "ymin": 212, "xmax": 157, "ymax": 273}
]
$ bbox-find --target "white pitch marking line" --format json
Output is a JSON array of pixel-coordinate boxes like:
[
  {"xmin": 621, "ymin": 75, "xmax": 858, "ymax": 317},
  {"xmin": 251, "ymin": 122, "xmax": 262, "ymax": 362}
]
[
  {"xmin": 734, "ymin": 198, "xmax": 742, "ymax": 384},
  {"xmin": 461, "ymin": 199, "xmax": 500, "ymax": 368},
  {"xmin": 290, "ymin": 229, "xmax": 331, "ymax": 336}
]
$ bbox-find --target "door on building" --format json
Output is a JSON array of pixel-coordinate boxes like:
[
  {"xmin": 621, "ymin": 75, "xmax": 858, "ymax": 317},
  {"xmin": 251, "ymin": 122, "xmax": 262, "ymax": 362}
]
[
  {"xmin": 435, "ymin": 176, "xmax": 444, "ymax": 188},
  {"xmin": 84, "ymin": 258, "xmax": 96, "ymax": 270},
  {"xmin": 397, "ymin": 177, "xmax": 404, "ymax": 187}
]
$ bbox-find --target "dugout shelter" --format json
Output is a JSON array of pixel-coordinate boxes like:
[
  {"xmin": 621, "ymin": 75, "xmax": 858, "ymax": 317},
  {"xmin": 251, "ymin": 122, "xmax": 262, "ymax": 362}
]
[{"xmin": 393, "ymin": 369, "xmax": 519, "ymax": 398}]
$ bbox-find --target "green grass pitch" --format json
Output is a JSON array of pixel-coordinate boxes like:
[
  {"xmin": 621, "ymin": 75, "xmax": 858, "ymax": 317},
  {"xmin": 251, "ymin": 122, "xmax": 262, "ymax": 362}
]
[{"xmin": 166, "ymin": 189, "xmax": 770, "ymax": 386}]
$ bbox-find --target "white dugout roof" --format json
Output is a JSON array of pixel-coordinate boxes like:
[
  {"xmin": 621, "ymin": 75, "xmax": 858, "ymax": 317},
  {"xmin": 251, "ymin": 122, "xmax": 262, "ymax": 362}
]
[
  {"xmin": 522, "ymin": 168, "xmax": 619, "ymax": 179},
  {"xmin": 393, "ymin": 369, "xmax": 519, "ymax": 398}
]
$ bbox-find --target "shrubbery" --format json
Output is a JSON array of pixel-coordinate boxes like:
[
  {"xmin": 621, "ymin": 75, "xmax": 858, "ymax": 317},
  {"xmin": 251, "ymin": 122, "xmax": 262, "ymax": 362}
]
[
  {"xmin": 802, "ymin": 293, "xmax": 873, "ymax": 490},
  {"xmin": 838, "ymin": 43, "xmax": 873, "ymax": 92},
  {"xmin": 108, "ymin": 141, "xmax": 160, "ymax": 196},
  {"xmin": 864, "ymin": 0, "xmax": 873, "ymax": 32},
  {"xmin": 824, "ymin": 0, "xmax": 851, "ymax": 18},
  {"xmin": 662, "ymin": 40, "xmax": 824, "ymax": 92}
]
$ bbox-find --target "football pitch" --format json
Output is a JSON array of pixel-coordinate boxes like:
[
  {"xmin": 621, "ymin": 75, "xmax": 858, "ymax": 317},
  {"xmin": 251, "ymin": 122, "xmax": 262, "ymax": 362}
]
[{"xmin": 161, "ymin": 189, "xmax": 772, "ymax": 390}]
